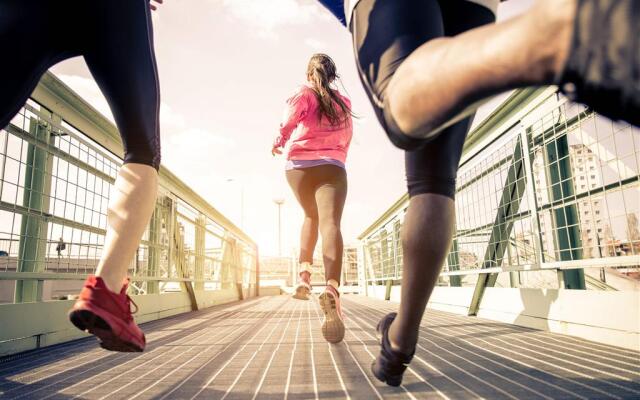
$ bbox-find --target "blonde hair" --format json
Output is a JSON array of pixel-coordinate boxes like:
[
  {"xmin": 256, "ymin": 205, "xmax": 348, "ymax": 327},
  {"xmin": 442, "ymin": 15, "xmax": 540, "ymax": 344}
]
[{"xmin": 306, "ymin": 53, "xmax": 352, "ymax": 125}]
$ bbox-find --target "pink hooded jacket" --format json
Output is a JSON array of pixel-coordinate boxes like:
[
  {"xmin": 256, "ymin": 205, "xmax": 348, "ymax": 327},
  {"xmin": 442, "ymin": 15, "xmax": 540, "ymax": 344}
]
[{"xmin": 273, "ymin": 85, "xmax": 353, "ymax": 164}]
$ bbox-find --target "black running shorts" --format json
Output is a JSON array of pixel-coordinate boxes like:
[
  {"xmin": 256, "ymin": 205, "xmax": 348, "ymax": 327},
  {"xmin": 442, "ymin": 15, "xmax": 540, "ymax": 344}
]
[
  {"xmin": 0, "ymin": 0, "xmax": 161, "ymax": 170},
  {"xmin": 350, "ymin": 0, "xmax": 495, "ymax": 198}
]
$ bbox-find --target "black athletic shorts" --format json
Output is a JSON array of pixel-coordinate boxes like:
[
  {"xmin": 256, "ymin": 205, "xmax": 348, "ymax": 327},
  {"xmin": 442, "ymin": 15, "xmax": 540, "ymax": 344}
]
[
  {"xmin": 350, "ymin": 0, "xmax": 495, "ymax": 198},
  {"xmin": 0, "ymin": 0, "xmax": 161, "ymax": 170}
]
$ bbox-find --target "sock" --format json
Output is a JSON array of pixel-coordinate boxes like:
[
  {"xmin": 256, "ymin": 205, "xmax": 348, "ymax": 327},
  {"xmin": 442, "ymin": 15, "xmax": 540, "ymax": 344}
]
[
  {"xmin": 299, "ymin": 262, "xmax": 312, "ymax": 275},
  {"xmin": 327, "ymin": 279, "xmax": 340, "ymax": 291}
]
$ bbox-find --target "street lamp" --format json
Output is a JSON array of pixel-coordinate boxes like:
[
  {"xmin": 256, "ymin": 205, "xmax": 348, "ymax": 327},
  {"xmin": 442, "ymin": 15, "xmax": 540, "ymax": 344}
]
[{"xmin": 273, "ymin": 198, "xmax": 285, "ymax": 256}]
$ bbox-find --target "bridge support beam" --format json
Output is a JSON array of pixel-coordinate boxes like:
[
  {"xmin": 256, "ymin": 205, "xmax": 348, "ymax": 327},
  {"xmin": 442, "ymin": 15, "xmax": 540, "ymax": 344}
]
[
  {"xmin": 172, "ymin": 216, "xmax": 197, "ymax": 311},
  {"xmin": 357, "ymin": 245, "xmax": 368, "ymax": 296},
  {"xmin": 385, "ymin": 279, "xmax": 393, "ymax": 300},
  {"xmin": 146, "ymin": 200, "xmax": 165, "ymax": 295},
  {"xmin": 392, "ymin": 220, "xmax": 401, "ymax": 280},
  {"xmin": 15, "ymin": 119, "xmax": 53, "ymax": 303},
  {"xmin": 447, "ymin": 239, "xmax": 462, "ymax": 287},
  {"xmin": 194, "ymin": 215, "xmax": 206, "ymax": 291},
  {"xmin": 545, "ymin": 134, "xmax": 585, "ymax": 289},
  {"xmin": 469, "ymin": 135, "xmax": 526, "ymax": 315},
  {"xmin": 221, "ymin": 235, "xmax": 244, "ymax": 300}
]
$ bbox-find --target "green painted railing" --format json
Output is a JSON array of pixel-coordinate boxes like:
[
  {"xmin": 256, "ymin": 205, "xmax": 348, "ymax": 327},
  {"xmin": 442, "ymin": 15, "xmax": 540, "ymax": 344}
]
[
  {"xmin": 0, "ymin": 72, "xmax": 259, "ymax": 356},
  {"xmin": 358, "ymin": 87, "xmax": 640, "ymax": 313}
]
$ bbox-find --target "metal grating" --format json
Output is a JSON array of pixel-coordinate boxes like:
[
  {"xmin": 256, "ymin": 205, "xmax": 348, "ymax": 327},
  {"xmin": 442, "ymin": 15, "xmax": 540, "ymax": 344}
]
[{"xmin": 0, "ymin": 295, "xmax": 638, "ymax": 399}]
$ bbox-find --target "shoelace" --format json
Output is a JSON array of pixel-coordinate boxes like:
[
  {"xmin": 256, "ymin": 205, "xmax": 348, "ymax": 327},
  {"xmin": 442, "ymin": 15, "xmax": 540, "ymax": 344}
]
[
  {"xmin": 123, "ymin": 295, "xmax": 139, "ymax": 322},
  {"xmin": 325, "ymin": 287, "xmax": 344, "ymax": 318}
]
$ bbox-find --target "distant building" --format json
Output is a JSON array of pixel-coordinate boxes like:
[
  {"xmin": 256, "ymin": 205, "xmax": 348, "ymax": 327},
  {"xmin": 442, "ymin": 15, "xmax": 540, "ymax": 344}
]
[
  {"xmin": 570, "ymin": 144, "xmax": 606, "ymax": 259},
  {"xmin": 533, "ymin": 143, "xmax": 607, "ymax": 260}
]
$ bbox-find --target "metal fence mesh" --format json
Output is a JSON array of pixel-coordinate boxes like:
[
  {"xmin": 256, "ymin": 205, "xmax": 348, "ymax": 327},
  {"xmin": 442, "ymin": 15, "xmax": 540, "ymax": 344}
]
[
  {"xmin": 361, "ymin": 92, "xmax": 640, "ymax": 290},
  {"xmin": 0, "ymin": 96, "xmax": 257, "ymax": 303}
]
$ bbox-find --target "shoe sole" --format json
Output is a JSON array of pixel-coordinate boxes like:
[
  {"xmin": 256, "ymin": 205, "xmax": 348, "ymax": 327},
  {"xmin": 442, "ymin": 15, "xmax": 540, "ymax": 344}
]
[
  {"xmin": 318, "ymin": 292, "xmax": 345, "ymax": 343},
  {"xmin": 371, "ymin": 313, "xmax": 404, "ymax": 387},
  {"xmin": 69, "ymin": 309, "xmax": 143, "ymax": 352},
  {"xmin": 371, "ymin": 361, "xmax": 403, "ymax": 387},
  {"xmin": 292, "ymin": 285, "xmax": 310, "ymax": 300}
]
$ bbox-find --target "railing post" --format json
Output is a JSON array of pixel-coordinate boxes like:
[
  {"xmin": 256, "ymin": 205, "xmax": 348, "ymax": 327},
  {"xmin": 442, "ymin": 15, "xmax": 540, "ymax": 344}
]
[
  {"xmin": 171, "ymin": 217, "xmax": 197, "ymax": 310},
  {"xmin": 385, "ymin": 279, "xmax": 393, "ymax": 301},
  {"xmin": 545, "ymin": 133, "xmax": 586, "ymax": 289},
  {"xmin": 556, "ymin": 269, "xmax": 566, "ymax": 288},
  {"xmin": 392, "ymin": 220, "xmax": 401, "ymax": 280},
  {"xmin": 447, "ymin": 238, "xmax": 462, "ymax": 287},
  {"xmin": 468, "ymin": 134, "xmax": 527, "ymax": 315},
  {"xmin": 194, "ymin": 215, "xmax": 206, "ymax": 291},
  {"xmin": 254, "ymin": 246, "xmax": 260, "ymax": 297},
  {"xmin": 146, "ymin": 201, "xmax": 163, "ymax": 294},
  {"xmin": 357, "ymin": 242, "xmax": 368, "ymax": 296},
  {"xmin": 234, "ymin": 242, "xmax": 244, "ymax": 300},
  {"xmin": 380, "ymin": 229, "xmax": 390, "ymax": 280},
  {"xmin": 220, "ymin": 235, "xmax": 237, "ymax": 291},
  {"xmin": 15, "ymin": 119, "xmax": 53, "ymax": 303},
  {"xmin": 166, "ymin": 197, "xmax": 176, "ymax": 280},
  {"xmin": 519, "ymin": 126, "xmax": 546, "ymax": 267}
]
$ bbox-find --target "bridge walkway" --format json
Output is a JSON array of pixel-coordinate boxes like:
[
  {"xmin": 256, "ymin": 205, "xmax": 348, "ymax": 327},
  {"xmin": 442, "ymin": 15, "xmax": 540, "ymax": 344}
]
[{"xmin": 0, "ymin": 295, "xmax": 639, "ymax": 399}]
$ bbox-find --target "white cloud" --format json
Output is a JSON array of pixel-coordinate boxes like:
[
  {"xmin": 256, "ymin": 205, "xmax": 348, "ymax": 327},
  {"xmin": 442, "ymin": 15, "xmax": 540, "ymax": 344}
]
[{"xmin": 221, "ymin": 0, "xmax": 328, "ymax": 37}]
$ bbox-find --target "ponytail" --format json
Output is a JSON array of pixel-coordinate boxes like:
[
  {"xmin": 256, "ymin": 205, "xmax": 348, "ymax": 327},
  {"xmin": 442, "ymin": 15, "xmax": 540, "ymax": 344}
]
[{"xmin": 306, "ymin": 53, "xmax": 353, "ymax": 126}]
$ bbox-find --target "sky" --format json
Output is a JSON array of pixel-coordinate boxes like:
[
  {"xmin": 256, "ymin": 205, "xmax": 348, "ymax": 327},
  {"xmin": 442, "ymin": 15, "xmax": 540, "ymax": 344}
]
[{"xmin": 49, "ymin": 0, "xmax": 534, "ymax": 257}]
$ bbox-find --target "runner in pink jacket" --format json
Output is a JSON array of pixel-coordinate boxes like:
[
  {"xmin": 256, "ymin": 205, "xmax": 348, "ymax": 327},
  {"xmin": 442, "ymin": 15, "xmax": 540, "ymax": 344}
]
[
  {"xmin": 272, "ymin": 53, "xmax": 353, "ymax": 344},
  {"xmin": 273, "ymin": 84, "xmax": 352, "ymax": 165}
]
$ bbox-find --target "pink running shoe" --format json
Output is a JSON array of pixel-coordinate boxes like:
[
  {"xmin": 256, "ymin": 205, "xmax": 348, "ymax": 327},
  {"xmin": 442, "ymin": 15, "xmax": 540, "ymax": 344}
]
[
  {"xmin": 68, "ymin": 276, "xmax": 146, "ymax": 352},
  {"xmin": 318, "ymin": 285, "xmax": 345, "ymax": 343},
  {"xmin": 293, "ymin": 271, "xmax": 312, "ymax": 300}
]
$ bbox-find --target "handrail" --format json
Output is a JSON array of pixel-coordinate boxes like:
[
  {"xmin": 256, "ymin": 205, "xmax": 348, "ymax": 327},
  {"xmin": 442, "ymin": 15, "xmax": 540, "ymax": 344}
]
[{"xmin": 0, "ymin": 272, "xmax": 219, "ymax": 282}]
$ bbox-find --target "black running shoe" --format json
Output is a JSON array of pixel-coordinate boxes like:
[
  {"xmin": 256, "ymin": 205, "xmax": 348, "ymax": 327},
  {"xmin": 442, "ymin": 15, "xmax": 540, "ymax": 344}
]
[{"xmin": 371, "ymin": 312, "xmax": 414, "ymax": 387}]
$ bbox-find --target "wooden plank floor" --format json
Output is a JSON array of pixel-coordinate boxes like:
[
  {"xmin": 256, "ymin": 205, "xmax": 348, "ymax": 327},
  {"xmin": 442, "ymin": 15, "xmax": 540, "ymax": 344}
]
[{"xmin": 0, "ymin": 295, "xmax": 638, "ymax": 399}]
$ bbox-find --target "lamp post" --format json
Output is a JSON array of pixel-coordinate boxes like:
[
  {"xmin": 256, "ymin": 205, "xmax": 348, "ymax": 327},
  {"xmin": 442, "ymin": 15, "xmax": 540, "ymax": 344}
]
[{"xmin": 273, "ymin": 198, "xmax": 285, "ymax": 256}]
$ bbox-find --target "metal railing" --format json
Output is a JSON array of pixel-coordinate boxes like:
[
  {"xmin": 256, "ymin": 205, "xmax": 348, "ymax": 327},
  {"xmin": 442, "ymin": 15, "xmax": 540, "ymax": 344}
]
[
  {"xmin": 259, "ymin": 245, "xmax": 361, "ymax": 288},
  {"xmin": 358, "ymin": 87, "xmax": 640, "ymax": 307},
  {"xmin": 0, "ymin": 72, "xmax": 258, "ymax": 305}
]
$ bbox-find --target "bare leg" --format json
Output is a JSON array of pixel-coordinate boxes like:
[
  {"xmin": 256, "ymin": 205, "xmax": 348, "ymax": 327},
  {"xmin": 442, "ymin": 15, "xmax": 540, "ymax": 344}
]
[
  {"xmin": 286, "ymin": 169, "xmax": 320, "ymax": 267},
  {"xmin": 387, "ymin": 194, "xmax": 455, "ymax": 354},
  {"xmin": 94, "ymin": 163, "xmax": 158, "ymax": 292},
  {"xmin": 299, "ymin": 216, "xmax": 319, "ymax": 264},
  {"xmin": 294, "ymin": 216, "xmax": 316, "ymax": 300},
  {"xmin": 315, "ymin": 172, "xmax": 347, "ymax": 284},
  {"xmin": 318, "ymin": 219, "xmax": 343, "ymax": 284},
  {"xmin": 389, "ymin": 0, "xmax": 576, "ymax": 138}
]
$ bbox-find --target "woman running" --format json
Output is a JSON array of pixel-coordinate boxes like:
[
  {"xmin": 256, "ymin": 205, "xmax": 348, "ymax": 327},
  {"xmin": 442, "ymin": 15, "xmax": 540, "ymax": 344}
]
[
  {"xmin": 272, "ymin": 53, "xmax": 353, "ymax": 344},
  {"xmin": 0, "ymin": 0, "xmax": 164, "ymax": 352},
  {"xmin": 315, "ymin": 0, "xmax": 639, "ymax": 387}
]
